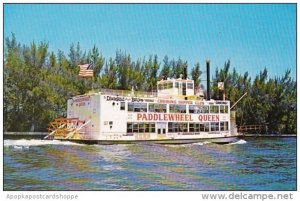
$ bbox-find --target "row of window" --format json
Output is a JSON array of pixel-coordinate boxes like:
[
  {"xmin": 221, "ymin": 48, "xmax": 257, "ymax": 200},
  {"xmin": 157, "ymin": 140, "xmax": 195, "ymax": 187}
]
[
  {"xmin": 124, "ymin": 102, "xmax": 228, "ymax": 114},
  {"xmin": 158, "ymin": 82, "xmax": 194, "ymax": 90},
  {"xmin": 127, "ymin": 123, "xmax": 155, "ymax": 133},
  {"xmin": 168, "ymin": 122, "xmax": 228, "ymax": 132},
  {"xmin": 189, "ymin": 105, "xmax": 227, "ymax": 114},
  {"xmin": 128, "ymin": 103, "xmax": 147, "ymax": 112},
  {"xmin": 126, "ymin": 122, "xmax": 229, "ymax": 133}
]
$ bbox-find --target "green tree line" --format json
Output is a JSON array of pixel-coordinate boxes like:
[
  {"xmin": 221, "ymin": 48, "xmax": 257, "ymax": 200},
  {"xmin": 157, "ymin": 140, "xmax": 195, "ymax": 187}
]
[
  {"xmin": 211, "ymin": 61, "xmax": 296, "ymax": 134},
  {"xmin": 4, "ymin": 34, "xmax": 297, "ymax": 134}
]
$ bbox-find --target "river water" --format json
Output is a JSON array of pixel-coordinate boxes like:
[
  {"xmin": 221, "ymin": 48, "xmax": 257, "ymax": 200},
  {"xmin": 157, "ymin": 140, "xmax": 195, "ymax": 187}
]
[{"xmin": 3, "ymin": 137, "xmax": 296, "ymax": 190}]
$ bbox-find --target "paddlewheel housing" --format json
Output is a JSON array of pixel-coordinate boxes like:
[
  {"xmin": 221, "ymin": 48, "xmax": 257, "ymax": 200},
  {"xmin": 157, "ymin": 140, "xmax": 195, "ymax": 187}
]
[{"xmin": 47, "ymin": 118, "xmax": 90, "ymax": 140}]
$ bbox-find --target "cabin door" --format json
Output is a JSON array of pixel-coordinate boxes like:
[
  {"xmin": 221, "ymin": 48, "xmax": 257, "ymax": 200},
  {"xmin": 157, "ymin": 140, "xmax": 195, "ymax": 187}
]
[{"xmin": 157, "ymin": 123, "xmax": 167, "ymax": 135}]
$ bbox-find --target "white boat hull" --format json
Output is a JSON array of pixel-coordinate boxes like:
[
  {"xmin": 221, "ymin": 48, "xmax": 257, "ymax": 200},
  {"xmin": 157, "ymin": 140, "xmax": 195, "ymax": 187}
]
[{"xmin": 56, "ymin": 136, "xmax": 240, "ymax": 145}]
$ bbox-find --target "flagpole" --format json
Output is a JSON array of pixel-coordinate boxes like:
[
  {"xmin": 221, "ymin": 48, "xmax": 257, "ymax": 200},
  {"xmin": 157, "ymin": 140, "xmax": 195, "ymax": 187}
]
[
  {"xmin": 92, "ymin": 77, "xmax": 94, "ymax": 91},
  {"xmin": 91, "ymin": 61, "xmax": 94, "ymax": 91}
]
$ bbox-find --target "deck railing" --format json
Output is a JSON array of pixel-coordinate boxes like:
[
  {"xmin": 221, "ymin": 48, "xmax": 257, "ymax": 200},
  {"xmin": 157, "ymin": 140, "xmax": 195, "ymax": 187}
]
[
  {"xmin": 88, "ymin": 89, "xmax": 158, "ymax": 98},
  {"xmin": 238, "ymin": 125, "xmax": 268, "ymax": 132},
  {"xmin": 86, "ymin": 88, "xmax": 202, "ymax": 100}
]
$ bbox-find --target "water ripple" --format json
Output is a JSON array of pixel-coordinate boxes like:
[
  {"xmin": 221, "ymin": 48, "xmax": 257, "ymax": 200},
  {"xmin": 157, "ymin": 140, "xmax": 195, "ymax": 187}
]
[{"xmin": 3, "ymin": 137, "xmax": 296, "ymax": 190}]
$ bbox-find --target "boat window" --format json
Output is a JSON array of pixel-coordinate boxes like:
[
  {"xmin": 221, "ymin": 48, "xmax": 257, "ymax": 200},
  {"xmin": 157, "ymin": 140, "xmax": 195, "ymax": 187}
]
[
  {"xmin": 220, "ymin": 122, "xmax": 229, "ymax": 131},
  {"xmin": 120, "ymin": 102, "xmax": 125, "ymax": 110},
  {"xmin": 189, "ymin": 105, "xmax": 195, "ymax": 113},
  {"xmin": 149, "ymin": 103, "xmax": 167, "ymax": 113},
  {"xmin": 180, "ymin": 105, "xmax": 187, "ymax": 113},
  {"xmin": 175, "ymin": 82, "xmax": 179, "ymax": 88},
  {"xmin": 128, "ymin": 102, "xmax": 147, "ymax": 112},
  {"xmin": 134, "ymin": 103, "xmax": 147, "ymax": 112},
  {"xmin": 133, "ymin": 123, "xmax": 139, "ymax": 132},
  {"xmin": 149, "ymin": 104, "xmax": 154, "ymax": 112},
  {"xmin": 220, "ymin": 105, "xmax": 228, "ymax": 113},
  {"xmin": 210, "ymin": 105, "xmax": 219, "ymax": 113},
  {"xmin": 193, "ymin": 123, "xmax": 198, "ymax": 132},
  {"xmin": 150, "ymin": 123, "xmax": 155, "ymax": 132},
  {"xmin": 204, "ymin": 123, "xmax": 209, "ymax": 132},
  {"xmin": 127, "ymin": 123, "xmax": 133, "ymax": 133},
  {"xmin": 187, "ymin": 82, "xmax": 193, "ymax": 89},
  {"xmin": 189, "ymin": 123, "xmax": 195, "ymax": 132},
  {"xmin": 168, "ymin": 122, "xmax": 188, "ymax": 133},
  {"xmin": 159, "ymin": 81, "xmax": 173, "ymax": 90},
  {"xmin": 198, "ymin": 105, "xmax": 209, "ymax": 113},
  {"xmin": 168, "ymin": 122, "xmax": 173, "ymax": 132},
  {"xmin": 189, "ymin": 123, "xmax": 205, "ymax": 132},
  {"xmin": 168, "ymin": 122, "xmax": 177, "ymax": 132},
  {"xmin": 175, "ymin": 124, "xmax": 179, "ymax": 132},
  {"xmin": 145, "ymin": 124, "xmax": 150, "ymax": 132},
  {"xmin": 210, "ymin": 122, "xmax": 219, "ymax": 131},
  {"xmin": 199, "ymin": 123, "xmax": 204, "ymax": 132},
  {"xmin": 189, "ymin": 105, "xmax": 204, "ymax": 114},
  {"xmin": 196, "ymin": 123, "xmax": 209, "ymax": 132},
  {"xmin": 169, "ymin": 105, "xmax": 175, "ymax": 113},
  {"xmin": 139, "ymin": 123, "xmax": 145, "ymax": 133},
  {"xmin": 179, "ymin": 123, "xmax": 188, "ymax": 132},
  {"xmin": 128, "ymin": 103, "xmax": 134, "ymax": 112},
  {"xmin": 169, "ymin": 104, "xmax": 186, "ymax": 113}
]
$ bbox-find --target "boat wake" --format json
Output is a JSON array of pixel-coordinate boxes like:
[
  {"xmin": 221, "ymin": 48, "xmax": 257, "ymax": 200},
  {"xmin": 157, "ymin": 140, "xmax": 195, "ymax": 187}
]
[
  {"xmin": 164, "ymin": 144, "xmax": 194, "ymax": 148},
  {"xmin": 4, "ymin": 139, "xmax": 83, "ymax": 149},
  {"xmin": 193, "ymin": 141, "xmax": 211, "ymax": 146},
  {"xmin": 227, "ymin": 139, "xmax": 247, "ymax": 145},
  {"xmin": 164, "ymin": 141, "xmax": 211, "ymax": 147}
]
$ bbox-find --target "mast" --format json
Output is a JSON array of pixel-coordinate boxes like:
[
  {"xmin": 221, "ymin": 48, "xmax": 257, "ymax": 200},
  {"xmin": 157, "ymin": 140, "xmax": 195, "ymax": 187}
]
[{"xmin": 206, "ymin": 60, "xmax": 211, "ymax": 100}]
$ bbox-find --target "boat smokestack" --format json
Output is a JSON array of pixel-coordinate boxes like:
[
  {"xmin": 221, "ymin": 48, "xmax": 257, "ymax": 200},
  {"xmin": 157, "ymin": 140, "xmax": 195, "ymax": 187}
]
[
  {"xmin": 206, "ymin": 60, "xmax": 211, "ymax": 100},
  {"xmin": 183, "ymin": 63, "xmax": 187, "ymax": 80}
]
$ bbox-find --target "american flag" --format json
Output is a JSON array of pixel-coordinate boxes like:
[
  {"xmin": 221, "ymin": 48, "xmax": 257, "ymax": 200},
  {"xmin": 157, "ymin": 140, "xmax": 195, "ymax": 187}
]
[{"xmin": 78, "ymin": 63, "xmax": 94, "ymax": 77}]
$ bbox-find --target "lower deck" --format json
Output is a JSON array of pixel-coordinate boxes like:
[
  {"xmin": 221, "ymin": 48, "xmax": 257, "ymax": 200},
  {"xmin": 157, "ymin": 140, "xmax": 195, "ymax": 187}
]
[{"xmin": 78, "ymin": 120, "xmax": 237, "ymax": 142}]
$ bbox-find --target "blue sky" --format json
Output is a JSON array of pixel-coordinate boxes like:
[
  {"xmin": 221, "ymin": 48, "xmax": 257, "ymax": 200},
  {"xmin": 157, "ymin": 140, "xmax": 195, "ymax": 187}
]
[{"xmin": 4, "ymin": 4, "xmax": 296, "ymax": 80}]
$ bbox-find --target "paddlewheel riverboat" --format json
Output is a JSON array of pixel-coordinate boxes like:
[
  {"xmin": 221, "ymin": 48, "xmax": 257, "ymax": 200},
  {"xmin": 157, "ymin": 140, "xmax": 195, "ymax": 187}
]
[{"xmin": 47, "ymin": 61, "xmax": 243, "ymax": 144}]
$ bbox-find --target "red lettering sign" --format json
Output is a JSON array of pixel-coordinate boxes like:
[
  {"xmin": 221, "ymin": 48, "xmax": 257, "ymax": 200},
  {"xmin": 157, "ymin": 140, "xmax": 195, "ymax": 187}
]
[
  {"xmin": 136, "ymin": 113, "xmax": 220, "ymax": 122},
  {"xmin": 73, "ymin": 97, "xmax": 90, "ymax": 103},
  {"xmin": 198, "ymin": 114, "xmax": 220, "ymax": 122},
  {"xmin": 136, "ymin": 113, "xmax": 195, "ymax": 122}
]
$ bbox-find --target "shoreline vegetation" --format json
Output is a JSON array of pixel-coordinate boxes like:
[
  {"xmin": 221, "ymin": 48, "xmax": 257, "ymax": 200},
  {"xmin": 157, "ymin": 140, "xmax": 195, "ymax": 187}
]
[{"xmin": 4, "ymin": 34, "xmax": 297, "ymax": 134}]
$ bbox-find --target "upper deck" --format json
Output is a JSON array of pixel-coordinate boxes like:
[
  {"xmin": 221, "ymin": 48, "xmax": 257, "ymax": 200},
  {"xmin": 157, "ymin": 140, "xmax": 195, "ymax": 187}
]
[{"xmin": 82, "ymin": 78, "xmax": 204, "ymax": 101}]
